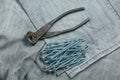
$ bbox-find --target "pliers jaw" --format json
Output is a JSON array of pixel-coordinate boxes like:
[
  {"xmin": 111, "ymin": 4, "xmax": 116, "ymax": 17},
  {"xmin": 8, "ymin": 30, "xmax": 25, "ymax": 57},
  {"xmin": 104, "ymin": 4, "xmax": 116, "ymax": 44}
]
[{"xmin": 26, "ymin": 31, "xmax": 38, "ymax": 44}]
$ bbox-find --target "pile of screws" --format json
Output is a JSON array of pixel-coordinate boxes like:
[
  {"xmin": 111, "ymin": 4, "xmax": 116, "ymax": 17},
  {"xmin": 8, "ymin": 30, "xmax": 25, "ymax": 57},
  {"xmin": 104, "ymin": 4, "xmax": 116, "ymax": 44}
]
[{"xmin": 39, "ymin": 38, "xmax": 88, "ymax": 73}]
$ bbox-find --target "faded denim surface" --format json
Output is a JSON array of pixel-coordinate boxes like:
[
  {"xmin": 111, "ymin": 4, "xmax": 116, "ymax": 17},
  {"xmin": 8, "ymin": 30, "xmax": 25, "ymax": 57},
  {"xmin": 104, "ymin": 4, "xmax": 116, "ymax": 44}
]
[{"xmin": 0, "ymin": 0, "xmax": 120, "ymax": 80}]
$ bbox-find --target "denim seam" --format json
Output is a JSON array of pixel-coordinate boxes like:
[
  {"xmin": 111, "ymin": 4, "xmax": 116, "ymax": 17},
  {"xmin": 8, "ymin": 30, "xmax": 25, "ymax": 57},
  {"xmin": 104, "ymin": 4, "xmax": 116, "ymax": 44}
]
[
  {"xmin": 107, "ymin": 0, "xmax": 120, "ymax": 19},
  {"xmin": 66, "ymin": 41, "xmax": 120, "ymax": 78},
  {"xmin": 16, "ymin": 0, "xmax": 38, "ymax": 30}
]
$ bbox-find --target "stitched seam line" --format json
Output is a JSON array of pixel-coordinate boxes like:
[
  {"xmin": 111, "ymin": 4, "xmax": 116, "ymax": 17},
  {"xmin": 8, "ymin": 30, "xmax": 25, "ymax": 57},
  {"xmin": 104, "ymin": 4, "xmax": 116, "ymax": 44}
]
[
  {"xmin": 107, "ymin": 0, "xmax": 120, "ymax": 19},
  {"xmin": 66, "ymin": 42, "xmax": 120, "ymax": 78},
  {"xmin": 16, "ymin": 0, "xmax": 38, "ymax": 30}
]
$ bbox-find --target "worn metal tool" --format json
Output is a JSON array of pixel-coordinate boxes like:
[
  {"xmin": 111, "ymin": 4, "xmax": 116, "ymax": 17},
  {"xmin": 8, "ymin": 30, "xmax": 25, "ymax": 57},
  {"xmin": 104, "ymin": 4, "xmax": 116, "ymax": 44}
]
[{"xmin": 26, "ymin": 7, "xmax": 90, "ymax": 44}]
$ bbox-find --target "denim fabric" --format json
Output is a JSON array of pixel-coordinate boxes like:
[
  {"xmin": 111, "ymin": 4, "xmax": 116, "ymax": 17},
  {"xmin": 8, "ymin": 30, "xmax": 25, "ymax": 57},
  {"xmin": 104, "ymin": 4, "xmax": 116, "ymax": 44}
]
[
  {"xmin": 0, "ymin": 0, "xmax": 120, "ymax": 80},
  {"xmin": 0, "ymin": 0, "xmax": 44, "ymax": 80}
]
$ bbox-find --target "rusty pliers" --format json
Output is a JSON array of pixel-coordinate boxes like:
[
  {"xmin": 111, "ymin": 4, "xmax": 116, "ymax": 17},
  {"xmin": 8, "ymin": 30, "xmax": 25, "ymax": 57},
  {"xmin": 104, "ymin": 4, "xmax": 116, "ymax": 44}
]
[{"xmin": 26, "ymin": 7, "xmax": 90, "ymax": 44}]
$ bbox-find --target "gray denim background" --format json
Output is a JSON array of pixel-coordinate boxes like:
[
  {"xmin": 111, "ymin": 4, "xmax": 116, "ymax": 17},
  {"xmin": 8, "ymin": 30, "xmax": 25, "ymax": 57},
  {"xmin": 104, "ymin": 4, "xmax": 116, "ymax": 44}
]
[{"xmin": 0, "ymin": 0, "xmax": 120, "ymax": 80}]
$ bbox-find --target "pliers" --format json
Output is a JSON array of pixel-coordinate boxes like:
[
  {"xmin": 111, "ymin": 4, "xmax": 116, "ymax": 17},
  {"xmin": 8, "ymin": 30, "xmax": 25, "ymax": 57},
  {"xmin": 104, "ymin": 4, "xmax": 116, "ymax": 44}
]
[{"xmin": 26, "ymin": 7, "xmax": 90, "ymax": 44}]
